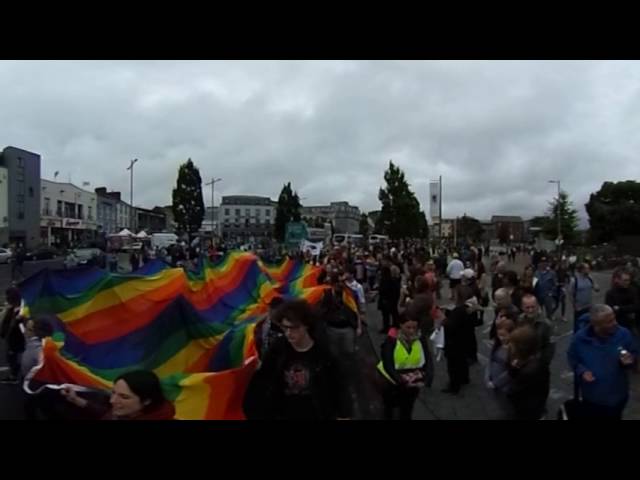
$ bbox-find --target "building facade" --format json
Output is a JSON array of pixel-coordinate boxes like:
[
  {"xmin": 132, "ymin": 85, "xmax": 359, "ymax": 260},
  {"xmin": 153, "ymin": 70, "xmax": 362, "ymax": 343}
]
[
  {"xmin": 300, "ymin": 201, "xmax": 361, "ymax": 234},
  {"xmin": 220, "ymin": 195, "xmax": 275, "ymax": 242},
  {"xmin": 491, "ymin": 215, "xmax": 525, "ymax": 243},
  {"xmin": 200, "ymin": 206, "xmax": 220, "ymax": 236},
  {"xmin": 159, "ymin": 205, "xmax": 176, "ymax": 232},
  {"xmin": 0, "ymin": 146, "xmax": 41, "ymax": 249},
  {"xmin": 93, "ymin": 189, "xmax": 133, "ymax": 231},
  {"xmin": 40, "ymin": 179, "xmax": 97, "ymax": 246},
  {"xmin": 136, "ymin": 207, "xmax": 167, "ymax": 233},
  {"xmin": 95, "ymin": 187, "xmax": 118, "ymax": 235},
  {"xmin": 0, "ymin": 167, "xmax": 8, "ymax": 246}
]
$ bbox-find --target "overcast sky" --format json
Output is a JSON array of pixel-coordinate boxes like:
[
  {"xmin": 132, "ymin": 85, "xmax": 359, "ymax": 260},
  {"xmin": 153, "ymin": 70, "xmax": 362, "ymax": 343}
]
[{"xmin": 2, "ymin": 60, "xmax": 639, "ymax": 227}]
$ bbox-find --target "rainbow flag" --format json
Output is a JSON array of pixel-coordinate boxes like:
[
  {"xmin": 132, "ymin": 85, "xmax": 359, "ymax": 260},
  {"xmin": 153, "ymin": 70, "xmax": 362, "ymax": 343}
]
[{"xmin": 19, "ymin": 251, "xmax": 337, "ymax": 420}]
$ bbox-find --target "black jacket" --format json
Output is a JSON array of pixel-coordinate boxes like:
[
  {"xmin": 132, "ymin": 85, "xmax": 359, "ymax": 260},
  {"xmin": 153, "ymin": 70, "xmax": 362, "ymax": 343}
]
[
  {"xmin": 605, "ymin": 286, "xmax": 639, "ymax": 326},
  {"xmin": 242, "ymin": 337, "xmax": 352, "ymax": 420},
  {"xmin": 507, "ymin": 354, "xmax": 550, "ymax": 420},
  {"xmin": 444, "ymin": 306, "xmax": 471, "ymax": 357},
  {"xmin": 0, "ymin": 306, "xmax": 25, "ymax": 353},
  {"xmin": 318, "ymin": 289, "xmax": 358, "ymax": 330}
]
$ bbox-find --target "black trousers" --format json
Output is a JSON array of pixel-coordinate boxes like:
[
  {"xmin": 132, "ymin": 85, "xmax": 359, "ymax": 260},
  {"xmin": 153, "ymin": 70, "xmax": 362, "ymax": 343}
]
[
  {"xmin": 446, "ymin": 352, "xmax": 469, "ymax": 392},
  {"xmin": 382, "ymin": 384, "xmax": 420, "ymax": 420},
  {"xmin": 7, "ymin": 351, "xmax": 20, "ymax": 378},
  {"xmin": 581, "ymin": 400, "xmax": 625, "ymax": 420},
  {"xmin": 380, "ymin": 304, "xmax": 399, "ymax": 331}
]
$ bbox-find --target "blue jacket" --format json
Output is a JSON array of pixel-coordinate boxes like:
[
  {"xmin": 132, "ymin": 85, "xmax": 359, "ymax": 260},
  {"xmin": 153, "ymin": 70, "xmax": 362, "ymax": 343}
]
[
  {"xmin": 534, "ymin": 269, "xmax": 557, "ymax": 303},
  {"xmin": 567, "ymin": 325, "xmax": 637, "ymax": 407}
]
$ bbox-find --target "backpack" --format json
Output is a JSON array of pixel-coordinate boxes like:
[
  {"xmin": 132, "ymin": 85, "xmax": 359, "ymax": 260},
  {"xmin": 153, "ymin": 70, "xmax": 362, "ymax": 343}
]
[{"xmin": 572, "ymin": 275, "xmax": 593, "ymax": 303}]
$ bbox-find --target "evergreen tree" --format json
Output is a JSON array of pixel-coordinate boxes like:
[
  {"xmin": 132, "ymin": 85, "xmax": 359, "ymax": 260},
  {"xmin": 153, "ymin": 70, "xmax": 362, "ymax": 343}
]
[{"xmin": 172, "ymin": 159, "xmax": 205, "ymax": 238}]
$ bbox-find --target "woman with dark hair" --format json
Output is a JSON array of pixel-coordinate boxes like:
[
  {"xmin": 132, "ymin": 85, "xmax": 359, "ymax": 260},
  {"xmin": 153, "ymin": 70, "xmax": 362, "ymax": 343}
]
[
  {"xmin": 442, "ymin": 285, "xmax": 475, "ymax": 394},
  {"xmin": 378, "ymin": 257, "xmax": 401, "ymax": 333},
  {"xmin": 485, "ymin": 309, "xmax": 516, "ymax": 419},
  {"xmin": 378, "ymin": 310, "xmax": 434, "ymax": 420},
  {"xmin": 520, "ymin": 264, "xmax": 536, "ymax": 296},
  {"xmin": 506, "ymin": 325, "xmax": 550, "ymax": 420},
  {"xmin": 243, "ymin": 299, "xmax": 351, "ymax": 420},
  {"xmin": 61, "ymin": 370, "xmax": 175, "ymax": 420}
]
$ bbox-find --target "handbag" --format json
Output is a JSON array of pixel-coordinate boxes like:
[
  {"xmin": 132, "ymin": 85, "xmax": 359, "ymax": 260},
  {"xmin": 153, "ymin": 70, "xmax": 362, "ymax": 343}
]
[{"xmin": 481, "ymin": 292, "xmax": 490, "ymax": 308}]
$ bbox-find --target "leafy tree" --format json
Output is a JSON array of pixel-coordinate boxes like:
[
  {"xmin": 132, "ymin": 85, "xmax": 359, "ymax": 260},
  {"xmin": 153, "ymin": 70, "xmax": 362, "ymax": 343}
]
[
  {"xmin": 586, "ymin": 180, "xmax": 640, "ymax": 244},
  {"xmin": 172, "ymin": 159, "xmax": 205, "ymax": 238},
  {"xmin": 544, "ymin": 191, "xmax": 579, "ymax": 243},
  {"xmin": 376, "ymin": 161, "xmax": 428, "ymax": 240},
  {"xmin": 274, "ymin": 182, "xmax": 302, "ymax": 242}
]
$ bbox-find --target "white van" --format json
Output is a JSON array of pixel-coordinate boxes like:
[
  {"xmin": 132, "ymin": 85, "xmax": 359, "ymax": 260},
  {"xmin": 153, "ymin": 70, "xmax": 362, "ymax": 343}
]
[
  {"xmin": 369, "ymin": 234, "xmax": 389, "ymax": 246},
  {"xmin": 333, "ymin": 233, "xmax": 364, "ymax": 247},
  {"xmin": 151, "ymin": 233, "xmax": 178, "ymax": 250}
]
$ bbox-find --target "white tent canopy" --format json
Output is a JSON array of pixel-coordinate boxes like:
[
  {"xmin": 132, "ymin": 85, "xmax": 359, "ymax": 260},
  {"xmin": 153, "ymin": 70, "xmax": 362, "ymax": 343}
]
[
  {"xmin": 136, "ymin": 230, "xmax": 148, "ymax": 238},
  {"xmin": 117, "ymin": 229, "xmax": 134, "ymax": 237}
]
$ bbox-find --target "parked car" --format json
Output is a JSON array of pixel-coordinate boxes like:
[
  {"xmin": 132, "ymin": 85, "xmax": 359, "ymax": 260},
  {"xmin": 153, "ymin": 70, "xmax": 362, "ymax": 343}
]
[
  {"xmin": 0, "ymin": 247, "xmax": 12, "ymax": 264},
  {"xmin": 24, "ymin": 246, "xmax": 60, "ymax": 261},
  {"xmin": 65, "ymin": 248, "xmax": 106, "ymax": 269}
]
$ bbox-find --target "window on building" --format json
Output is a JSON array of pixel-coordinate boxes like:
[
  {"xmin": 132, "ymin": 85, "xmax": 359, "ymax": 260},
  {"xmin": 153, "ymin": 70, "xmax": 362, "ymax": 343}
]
[
  {"xmin": 44, "ymin": 198, "xmax": 50, "ymax": 216},
  {"xmin": 77, "ymin": 204, "xmax": 84, "ymax": 220},
  {"xmin": 265, "ymin": 219, "xmax": 271, "ymax": 225},
  {"xmin": 225, "ymin": 208, "xmax": 230, "ymax": 216},
  {"xmin": 265, "ymin": 209, "xmax": 271, "ymax": 217},
  {"xmin": 245, "ymin": 208, "xmax": 251, "ymax": 217},
  {"xmin": 57, "ymin": 200, "xmax": 63, "ymax": 217},
  {"xmin": 64, "ymin": 202, "xmax": 75, "ymax": 219},
  {"xmin": 88, "ymin": 206, "xmax": 93, "ymax": 220},
  {"xmin": 255, "ymin": 208, "xmax": 261, "ymax": 217},
  {"xmin": 235, "ymin": 209, "xmax": 241, "ymax": 217}
]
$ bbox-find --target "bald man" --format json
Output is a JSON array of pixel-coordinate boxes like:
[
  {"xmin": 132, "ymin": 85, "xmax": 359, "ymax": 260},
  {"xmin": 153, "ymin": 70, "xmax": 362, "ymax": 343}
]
[{"xmin": 568, "ymin": 304, "xmax": 638, "ymax": 420}]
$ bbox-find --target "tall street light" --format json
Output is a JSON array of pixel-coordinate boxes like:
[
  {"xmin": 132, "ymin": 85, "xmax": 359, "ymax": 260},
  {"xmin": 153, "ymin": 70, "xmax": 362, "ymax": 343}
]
[
  {"xmin": 548, "ymin": 179, "xmax": 561, "ymax": 249},
  {"xmin": 206, "ymin": 177, "xmax": 222, "ymax": 240},
  {"xmin": 127, "ymin": 158, "xmax": 138, "ymax": 232}
]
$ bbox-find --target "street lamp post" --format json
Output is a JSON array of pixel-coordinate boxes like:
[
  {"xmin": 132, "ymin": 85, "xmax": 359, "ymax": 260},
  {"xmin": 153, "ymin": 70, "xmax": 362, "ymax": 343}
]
[
  {"xmin": 548, "ymin": 180, "xmax": 561, "ymax": 249},
  {"xmin": 127, "ymin": 159, "xmax": 138, "ymax": 232},
  {"xmin": 206, "ymin": 178, "xmax": 222, "ymax": 241}
]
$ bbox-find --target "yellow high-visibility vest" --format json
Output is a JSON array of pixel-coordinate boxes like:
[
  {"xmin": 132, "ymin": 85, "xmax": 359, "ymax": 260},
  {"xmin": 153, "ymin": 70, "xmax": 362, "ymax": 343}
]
[{"xmin": 377, "ymin": 338, "xmax": 425, "ymax": 384}]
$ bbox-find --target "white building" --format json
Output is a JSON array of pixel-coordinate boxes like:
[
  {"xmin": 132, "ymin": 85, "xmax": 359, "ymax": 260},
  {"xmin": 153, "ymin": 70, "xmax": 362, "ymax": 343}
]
[
  {"xmin": 300, "ymin": 201, "xmax": 360, "ymax": 234},
  {"xmin": 40, "ymin": 179, "xmax": 98, "ymax": 246},
  {"xmin": 220, "ymin": 195, "xmax": 276, "ymax": 242},
  {"xmin": 0, "ymin": 167, "xmax": 8, "ymax": 245}
]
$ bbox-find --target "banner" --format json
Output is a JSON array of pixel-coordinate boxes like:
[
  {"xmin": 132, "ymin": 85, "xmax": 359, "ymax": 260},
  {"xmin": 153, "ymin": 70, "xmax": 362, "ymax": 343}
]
[{"xmin": 301, "ymin": 240, "xmax": 323, "ymax": 255}]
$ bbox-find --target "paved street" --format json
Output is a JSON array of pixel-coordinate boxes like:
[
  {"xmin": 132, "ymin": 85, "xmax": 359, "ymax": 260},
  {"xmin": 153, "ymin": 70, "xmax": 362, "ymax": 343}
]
[
  {"xmin": 363, "ymin": 253, "xmax": 640, "ymax": 420},
  {"xmin": 2, "ymin": 253, "xmax": 640, "ymax": 420}
]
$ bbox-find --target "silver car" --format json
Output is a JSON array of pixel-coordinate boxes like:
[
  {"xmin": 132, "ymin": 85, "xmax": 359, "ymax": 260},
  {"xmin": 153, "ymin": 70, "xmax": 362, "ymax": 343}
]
[{"xmin": 0, "ymin": 247, "xmax": 12, "ymax": 264}]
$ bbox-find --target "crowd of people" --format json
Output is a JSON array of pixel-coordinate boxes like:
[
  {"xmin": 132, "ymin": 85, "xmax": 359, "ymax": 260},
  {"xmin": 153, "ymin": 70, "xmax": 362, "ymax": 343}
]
[{"xmin": 1, "ymin": 238, "xmax": 639, "ymax": 420}]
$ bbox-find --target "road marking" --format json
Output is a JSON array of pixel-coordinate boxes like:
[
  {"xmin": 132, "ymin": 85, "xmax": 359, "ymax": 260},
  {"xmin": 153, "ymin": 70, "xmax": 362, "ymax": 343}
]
[{"xmin": 0, "ymin": 366, "xmax": 9, "ymax": 373}]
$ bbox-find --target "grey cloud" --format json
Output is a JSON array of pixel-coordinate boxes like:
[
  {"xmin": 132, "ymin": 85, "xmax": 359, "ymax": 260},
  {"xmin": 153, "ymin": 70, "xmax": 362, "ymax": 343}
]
[{"xmin": 0, "ymin": 60, "xmax": 639, "ymax": 230}]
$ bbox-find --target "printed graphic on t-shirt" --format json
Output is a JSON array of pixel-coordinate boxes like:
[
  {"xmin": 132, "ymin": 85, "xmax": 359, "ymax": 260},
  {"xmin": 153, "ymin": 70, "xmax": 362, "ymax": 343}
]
[{"xmin": 284, "ymin": 362, "xmax": 311, "ymax": 395}]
